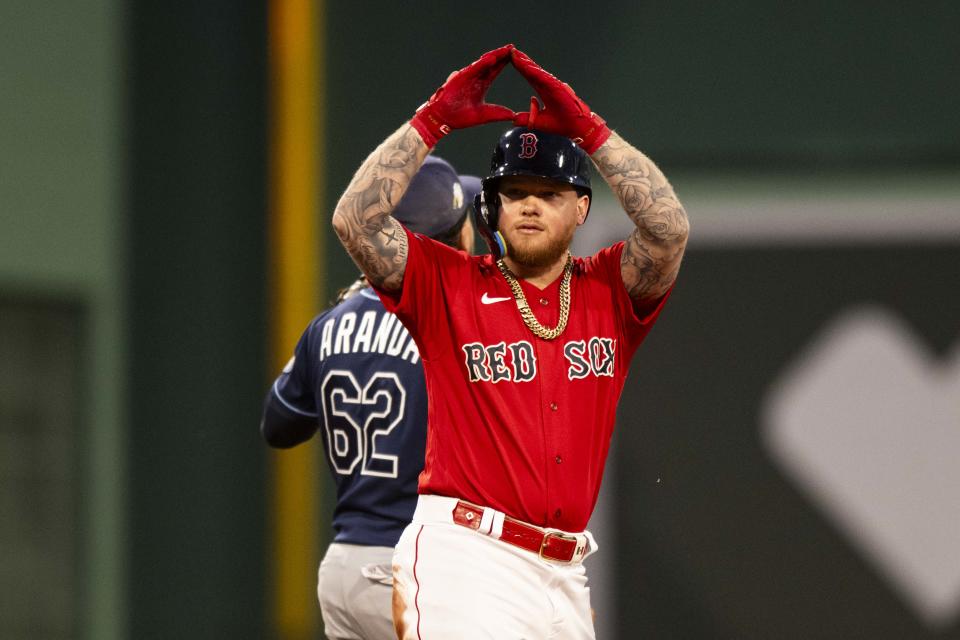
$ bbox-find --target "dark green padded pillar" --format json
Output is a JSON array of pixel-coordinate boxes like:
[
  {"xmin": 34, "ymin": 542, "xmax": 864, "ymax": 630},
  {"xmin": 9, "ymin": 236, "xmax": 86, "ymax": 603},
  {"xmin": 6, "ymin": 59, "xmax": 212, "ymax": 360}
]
[{"xmin": 127, "ymin": 1, "xmax": 268, "ymax": 637}]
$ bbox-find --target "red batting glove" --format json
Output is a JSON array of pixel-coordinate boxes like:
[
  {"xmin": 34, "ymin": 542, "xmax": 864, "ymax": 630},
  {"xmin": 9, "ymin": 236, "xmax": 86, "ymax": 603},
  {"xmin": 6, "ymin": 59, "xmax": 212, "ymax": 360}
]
[
  {"xmin": 510, "ymin": 48, "xmax": 611, "ymax": 154},
  {"xmin": 410, "ymin": 44, "xmax": 517, "ymax": 148}
]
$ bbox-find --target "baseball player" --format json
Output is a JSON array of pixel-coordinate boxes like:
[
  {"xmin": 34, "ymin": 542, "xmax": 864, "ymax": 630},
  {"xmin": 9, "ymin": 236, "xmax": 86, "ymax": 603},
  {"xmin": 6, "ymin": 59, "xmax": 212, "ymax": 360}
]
[
  {"xmin": 261, "ymin": 156, "xmax": 479, "ymax": 640},
  {"xmin": 331, "ymin": 44, "xmax": 689, "ymax": 639}
]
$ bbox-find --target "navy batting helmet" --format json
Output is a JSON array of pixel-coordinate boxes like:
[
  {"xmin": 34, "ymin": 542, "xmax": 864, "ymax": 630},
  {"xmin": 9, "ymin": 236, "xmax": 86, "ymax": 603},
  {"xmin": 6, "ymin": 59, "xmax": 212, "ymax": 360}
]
[{"xmin": 474, "ymin": 127, "xmax": 592, "ymax": 259}]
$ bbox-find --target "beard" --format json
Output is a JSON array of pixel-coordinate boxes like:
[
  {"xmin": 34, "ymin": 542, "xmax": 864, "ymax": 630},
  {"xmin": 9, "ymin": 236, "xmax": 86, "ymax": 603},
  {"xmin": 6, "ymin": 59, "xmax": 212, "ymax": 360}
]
[{"xmin": 503, "ymin": 224, "xmax": 576, "ymax": 269}]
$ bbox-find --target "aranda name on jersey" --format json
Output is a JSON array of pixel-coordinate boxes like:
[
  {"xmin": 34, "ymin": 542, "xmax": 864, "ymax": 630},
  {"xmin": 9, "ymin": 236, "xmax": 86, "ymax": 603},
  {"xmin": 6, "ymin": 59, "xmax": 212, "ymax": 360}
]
[
  {"xmin": 317, "ymin": 311, "xmax": 420, "ymax": 364},
  {"xmin": 461, "ymin": 338, "xmax": 616, "ymax": 383}
]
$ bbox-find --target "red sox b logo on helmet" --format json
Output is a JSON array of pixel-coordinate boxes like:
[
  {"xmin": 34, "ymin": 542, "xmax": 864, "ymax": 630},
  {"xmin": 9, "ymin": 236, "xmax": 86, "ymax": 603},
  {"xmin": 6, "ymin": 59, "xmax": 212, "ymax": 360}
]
[{"xmin": 518, "ymin": 133, "xmax": 538, "ymax": 159}]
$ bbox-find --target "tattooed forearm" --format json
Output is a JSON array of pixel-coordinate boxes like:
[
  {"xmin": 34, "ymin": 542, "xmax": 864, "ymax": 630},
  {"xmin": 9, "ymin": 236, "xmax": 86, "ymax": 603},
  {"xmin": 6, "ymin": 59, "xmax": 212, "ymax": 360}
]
[
  {"xmin": 332, "ymin": 124, "xmax": 430, "ymax": 290},
  {"xmin": 591, "ymin": 132, "xmax": 690, "ymax": 302}
]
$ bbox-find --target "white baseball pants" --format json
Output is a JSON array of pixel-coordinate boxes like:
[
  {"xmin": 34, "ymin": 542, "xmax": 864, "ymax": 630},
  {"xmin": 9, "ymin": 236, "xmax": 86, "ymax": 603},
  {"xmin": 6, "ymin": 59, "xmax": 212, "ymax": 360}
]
[{"xmin": 392, "ymin": 495, "xmax": 596, "ymax": 640}]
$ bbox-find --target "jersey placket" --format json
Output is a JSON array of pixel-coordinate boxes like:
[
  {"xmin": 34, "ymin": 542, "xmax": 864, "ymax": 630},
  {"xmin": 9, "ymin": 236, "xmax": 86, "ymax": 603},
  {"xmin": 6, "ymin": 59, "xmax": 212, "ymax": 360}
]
[{"xmin": 518, "ymin": 277, "xmax": 567, "ymax": 527}]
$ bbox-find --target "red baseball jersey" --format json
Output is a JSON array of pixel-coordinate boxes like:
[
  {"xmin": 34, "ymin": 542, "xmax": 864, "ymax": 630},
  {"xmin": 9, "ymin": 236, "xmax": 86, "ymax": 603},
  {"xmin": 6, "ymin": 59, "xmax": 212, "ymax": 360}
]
[{"xmin": 376, "ymin": 228, "xmax": 672, "ymax": 532}]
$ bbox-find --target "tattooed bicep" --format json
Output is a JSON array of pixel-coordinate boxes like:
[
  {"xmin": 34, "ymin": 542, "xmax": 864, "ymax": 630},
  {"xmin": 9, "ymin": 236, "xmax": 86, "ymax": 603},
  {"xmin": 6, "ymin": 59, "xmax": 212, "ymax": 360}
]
[
  {"xmin": 352, "ymin": 216, "xmax": 409, "ymax": 292},
  {"xmin": 620, "ymin": 227, "xmax": 683, "ymax": 302},
  {"xmin": 591, "ymin": 132, "xmax": 689, "ymax": 303},
  {"xmin": 331, "ymin": 125, "xmax": 426, "ymax": 292}
]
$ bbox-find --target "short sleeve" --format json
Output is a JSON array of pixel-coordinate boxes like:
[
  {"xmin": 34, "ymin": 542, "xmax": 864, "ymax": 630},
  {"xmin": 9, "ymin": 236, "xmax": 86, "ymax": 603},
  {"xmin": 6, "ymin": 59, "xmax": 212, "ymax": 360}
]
[
  {"xmin": 588, "ymin": 242, "xmax": 674, "ymax": 351},
  {"xmin": 371, "ymin": 227, "xmax": 467, "ymax": 361}
]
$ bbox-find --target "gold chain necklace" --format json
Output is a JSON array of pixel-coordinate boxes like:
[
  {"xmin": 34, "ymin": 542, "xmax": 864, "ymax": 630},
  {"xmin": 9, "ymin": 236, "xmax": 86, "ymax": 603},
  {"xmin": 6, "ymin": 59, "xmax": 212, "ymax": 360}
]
[{"xmin": 496, "ymin": 254, "xmax": 572, "ymax": 340}]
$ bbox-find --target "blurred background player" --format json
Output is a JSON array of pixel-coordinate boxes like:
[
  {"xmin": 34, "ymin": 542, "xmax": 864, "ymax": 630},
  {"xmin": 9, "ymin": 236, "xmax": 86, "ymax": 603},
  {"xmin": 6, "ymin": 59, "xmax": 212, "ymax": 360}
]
[{"xmin": 260, "ymin": 156, "xmax": 478, "ymax": 640}]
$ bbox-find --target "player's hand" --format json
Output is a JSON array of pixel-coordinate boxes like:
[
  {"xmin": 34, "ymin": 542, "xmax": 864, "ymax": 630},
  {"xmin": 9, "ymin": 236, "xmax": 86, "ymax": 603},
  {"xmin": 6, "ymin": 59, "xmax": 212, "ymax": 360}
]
[
  {"xmin": 510, "ymin": 48, "xmax": 611, "ymax": 154},
  {"xmin": 410, "ymin": 44, "xmax": 517, "ymax": 148}
]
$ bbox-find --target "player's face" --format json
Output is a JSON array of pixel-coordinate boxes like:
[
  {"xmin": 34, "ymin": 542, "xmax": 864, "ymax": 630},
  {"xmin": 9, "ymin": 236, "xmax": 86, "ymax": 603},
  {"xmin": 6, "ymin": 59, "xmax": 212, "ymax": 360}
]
[{"xmin": 497, "ymin": 176, "xmax": 589, "ymax": 268}]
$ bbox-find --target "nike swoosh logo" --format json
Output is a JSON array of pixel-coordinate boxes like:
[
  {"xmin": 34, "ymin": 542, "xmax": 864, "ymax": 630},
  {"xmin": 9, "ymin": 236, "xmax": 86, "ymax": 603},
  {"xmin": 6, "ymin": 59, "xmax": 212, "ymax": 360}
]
[{"xmin": 481, "ymin": 293, "xmax": 512, "ymax": 305}]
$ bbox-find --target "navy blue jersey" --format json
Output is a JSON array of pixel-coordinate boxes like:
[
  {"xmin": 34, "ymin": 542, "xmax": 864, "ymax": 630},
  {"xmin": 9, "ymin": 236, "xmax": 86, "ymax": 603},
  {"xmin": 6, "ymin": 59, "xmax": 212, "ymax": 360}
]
[{"xmin": 261, "ymin": 287, "xmax": 427, "ymax": 547}]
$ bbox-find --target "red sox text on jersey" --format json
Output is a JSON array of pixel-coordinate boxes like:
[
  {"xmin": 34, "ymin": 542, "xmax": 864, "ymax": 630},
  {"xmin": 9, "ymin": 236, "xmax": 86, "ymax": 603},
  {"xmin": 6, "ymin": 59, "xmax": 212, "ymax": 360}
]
[{"xmin": 461, "ymin": 337, "xmax": 616, "ymax": 383}]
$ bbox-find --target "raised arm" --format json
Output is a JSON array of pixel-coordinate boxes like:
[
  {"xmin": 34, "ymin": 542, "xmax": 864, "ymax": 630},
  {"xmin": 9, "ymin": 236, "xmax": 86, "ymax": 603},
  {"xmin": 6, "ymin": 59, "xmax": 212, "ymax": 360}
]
[
  {"xmin": 510, "ymin": 48, "xmax": 689, "ymax": 303},
  {"xmin": 332, "ymin": 125, "xmax": 428, "ymax": 291},
  {"xmin": 592, "ymin": 133, "xmax": 689, "ymax": 302},
  {"xmin": 332, "ymin": 44, "xmax": 516, "ymax": 291}
]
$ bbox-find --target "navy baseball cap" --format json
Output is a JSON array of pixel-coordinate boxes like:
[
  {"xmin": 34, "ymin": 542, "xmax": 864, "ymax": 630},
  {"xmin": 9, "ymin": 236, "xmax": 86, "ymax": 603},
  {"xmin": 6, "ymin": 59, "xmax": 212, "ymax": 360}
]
[{"xmin": 393, "ymin": 156, "xmax": 481, "ymax": 238}]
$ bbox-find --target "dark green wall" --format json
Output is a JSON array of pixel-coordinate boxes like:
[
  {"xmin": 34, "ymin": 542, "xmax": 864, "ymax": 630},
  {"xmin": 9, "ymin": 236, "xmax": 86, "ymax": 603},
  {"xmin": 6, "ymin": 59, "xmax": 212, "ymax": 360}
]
[
  {"xmin": 615, "ymin": 244, "xmax": 960, "ymax": 639},
  {"xmin": 323, "ymin": 0, "xmax": 960, "ymax": 286},
  {"xmin": 127, "ymin": 1, "xmax": 268, "ymax": 637}
]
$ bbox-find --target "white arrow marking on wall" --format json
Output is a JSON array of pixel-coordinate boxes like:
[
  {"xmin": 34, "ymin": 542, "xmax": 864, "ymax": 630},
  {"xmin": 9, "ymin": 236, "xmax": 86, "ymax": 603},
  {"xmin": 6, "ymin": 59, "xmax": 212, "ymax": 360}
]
[{"xmin": 763, "ymin": 306, "xmax": 960, "ymax": 628}]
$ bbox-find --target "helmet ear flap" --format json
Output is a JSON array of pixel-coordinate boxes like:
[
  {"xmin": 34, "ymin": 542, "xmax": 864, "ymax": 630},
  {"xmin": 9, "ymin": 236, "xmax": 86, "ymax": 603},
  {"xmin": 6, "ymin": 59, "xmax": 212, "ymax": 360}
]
[{"xmin": 473, "ymin": 188, "xmax": 507, "ymax": 259}]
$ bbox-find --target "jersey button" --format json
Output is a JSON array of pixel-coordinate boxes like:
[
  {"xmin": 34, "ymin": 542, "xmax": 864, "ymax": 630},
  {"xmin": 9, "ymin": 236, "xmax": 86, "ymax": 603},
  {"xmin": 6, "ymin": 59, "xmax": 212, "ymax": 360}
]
[
  {"xmin": 555, "ymin": 455, "xmax": 562, "ymax": 464},
  {"xmin": 539, "ymin": 297, "xmax": 549, "ymax": 306},
  {"xmin": 554, "ymin": 508, "xmax": 562, "ymax": 519},
  {"xmin": 550, "ymin": 402, "xmax": 558, "ymax": 411}
]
